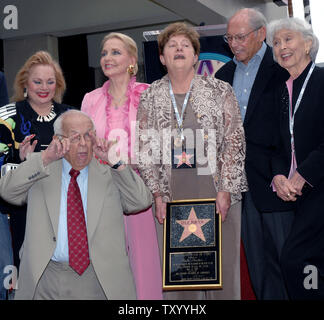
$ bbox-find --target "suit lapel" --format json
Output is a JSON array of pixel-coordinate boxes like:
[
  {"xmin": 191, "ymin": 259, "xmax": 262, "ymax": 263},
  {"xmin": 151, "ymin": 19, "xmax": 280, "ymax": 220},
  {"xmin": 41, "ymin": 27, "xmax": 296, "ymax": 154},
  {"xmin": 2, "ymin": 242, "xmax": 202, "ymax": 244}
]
[
  {"xmin": 221, "ymin": 61, "xmax": 236, "ymax": 84},
  {"xmin": 86, "ymin": 158, "xmax": 108, "ymax": 241},
  {"xmin": 43, "ymin": 158, "xmax": 108, "ymax": 241},
  {"xmin": 244, "ymin": 47, "xmax": 274, "ymax": 125},
  {"xmin": 42, "ymin": 160, "xmax": 62, "ymax": 238}
]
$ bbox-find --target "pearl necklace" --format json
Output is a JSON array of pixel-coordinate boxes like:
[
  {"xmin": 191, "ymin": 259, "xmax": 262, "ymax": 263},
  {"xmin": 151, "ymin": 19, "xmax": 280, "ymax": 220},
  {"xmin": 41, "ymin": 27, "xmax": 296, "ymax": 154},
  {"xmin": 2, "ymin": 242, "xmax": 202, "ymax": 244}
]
[{"xmin": 36, "ymin": 105, "xmax": 56, "ymax": 122}]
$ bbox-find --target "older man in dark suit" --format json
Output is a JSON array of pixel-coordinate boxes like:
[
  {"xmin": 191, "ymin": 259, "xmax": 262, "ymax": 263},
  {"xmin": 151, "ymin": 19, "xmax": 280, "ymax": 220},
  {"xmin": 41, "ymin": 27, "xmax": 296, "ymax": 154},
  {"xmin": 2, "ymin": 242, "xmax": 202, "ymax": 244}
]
[{"xmin": 215, "ymin": 8, "xmax": 293, "ymax": 299}]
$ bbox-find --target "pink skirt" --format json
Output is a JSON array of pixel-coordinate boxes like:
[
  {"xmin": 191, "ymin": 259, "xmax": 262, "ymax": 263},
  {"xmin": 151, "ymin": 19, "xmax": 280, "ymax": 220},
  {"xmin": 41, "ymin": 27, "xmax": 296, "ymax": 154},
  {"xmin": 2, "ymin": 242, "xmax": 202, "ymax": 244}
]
[{"xmin": 124, "ymin": 206, "xmax": 163, "ymax": 299}]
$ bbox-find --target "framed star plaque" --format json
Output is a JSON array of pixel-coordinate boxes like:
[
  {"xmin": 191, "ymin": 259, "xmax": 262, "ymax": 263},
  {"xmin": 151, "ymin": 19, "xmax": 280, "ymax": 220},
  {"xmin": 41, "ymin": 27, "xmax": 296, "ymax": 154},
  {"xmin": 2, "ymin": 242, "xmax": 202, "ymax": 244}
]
[{"xmin": 163, "ymin": 199, "xmax": 222, "ymax": 290}]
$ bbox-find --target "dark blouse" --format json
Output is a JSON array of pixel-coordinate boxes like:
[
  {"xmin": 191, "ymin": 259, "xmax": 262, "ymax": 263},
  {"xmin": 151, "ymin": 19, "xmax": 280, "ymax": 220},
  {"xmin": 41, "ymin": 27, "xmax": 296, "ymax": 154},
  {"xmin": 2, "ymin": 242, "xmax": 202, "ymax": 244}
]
[
  {"xmin": 273, "ymin": 62, "xmax": 324, "ymax": 188},
  {"xmin": 0, "ymin": 99, "xmax": 72, "ymax": 165}
]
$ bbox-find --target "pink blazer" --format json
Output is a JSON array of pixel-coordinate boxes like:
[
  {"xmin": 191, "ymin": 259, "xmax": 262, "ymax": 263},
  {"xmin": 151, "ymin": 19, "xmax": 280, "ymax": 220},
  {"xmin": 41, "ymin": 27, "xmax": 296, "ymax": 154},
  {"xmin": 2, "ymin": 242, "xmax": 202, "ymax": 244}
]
[{"xmin": 81, "ymin": 78, "xmax": 149, "ymax": 161}]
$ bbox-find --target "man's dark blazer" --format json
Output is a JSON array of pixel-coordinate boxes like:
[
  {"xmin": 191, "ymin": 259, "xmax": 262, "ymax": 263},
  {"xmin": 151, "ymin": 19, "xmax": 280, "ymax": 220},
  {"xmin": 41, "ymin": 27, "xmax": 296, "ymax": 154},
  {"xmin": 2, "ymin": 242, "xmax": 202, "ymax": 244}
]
[
  {"xmin": 215, "ymin": 45, "xmax": 292, "ymax": 212},
  {"xmin": 0, "ymin": 72, "xmax": 9, "ymax": 107}
]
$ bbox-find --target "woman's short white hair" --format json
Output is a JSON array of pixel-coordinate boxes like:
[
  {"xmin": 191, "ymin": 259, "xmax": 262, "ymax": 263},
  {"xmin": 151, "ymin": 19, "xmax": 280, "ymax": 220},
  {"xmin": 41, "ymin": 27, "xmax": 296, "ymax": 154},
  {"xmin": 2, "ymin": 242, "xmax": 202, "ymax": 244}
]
[
  {"xmin": 53, "ymin": 110, "xmax": 95, "ymax": 136},
  {"xmin": 266, "ymin": 17, "xmax": 319, "ymax": 62}
]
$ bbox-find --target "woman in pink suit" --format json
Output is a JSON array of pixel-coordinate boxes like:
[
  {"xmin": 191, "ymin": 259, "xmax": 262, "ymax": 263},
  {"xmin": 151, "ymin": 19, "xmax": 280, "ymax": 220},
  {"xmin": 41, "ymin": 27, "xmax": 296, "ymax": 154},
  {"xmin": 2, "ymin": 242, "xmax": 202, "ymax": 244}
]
[{"xmin": 81, "ymin": 32, "xmax": 162, "ymax": 299}]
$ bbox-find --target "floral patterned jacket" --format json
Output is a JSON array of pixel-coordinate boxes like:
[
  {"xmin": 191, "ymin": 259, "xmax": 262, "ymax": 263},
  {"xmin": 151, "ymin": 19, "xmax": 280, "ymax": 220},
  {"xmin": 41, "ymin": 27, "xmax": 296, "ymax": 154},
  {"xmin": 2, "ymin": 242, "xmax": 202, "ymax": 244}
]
[{"xmin": 136, "ymin": 74, "xmax": 248, "ymax": 204}]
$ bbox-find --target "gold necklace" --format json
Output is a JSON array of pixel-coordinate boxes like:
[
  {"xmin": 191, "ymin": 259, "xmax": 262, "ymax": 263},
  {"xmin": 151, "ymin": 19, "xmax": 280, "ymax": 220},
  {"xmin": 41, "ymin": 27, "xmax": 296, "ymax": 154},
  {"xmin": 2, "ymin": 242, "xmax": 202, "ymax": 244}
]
[
  {"xmin": 112, "ymin": 96, "xmax": 126, "ymax": 109},
  {"xmin": 109, "ymin": 89, "xmax": 126, "ymax": 110}
]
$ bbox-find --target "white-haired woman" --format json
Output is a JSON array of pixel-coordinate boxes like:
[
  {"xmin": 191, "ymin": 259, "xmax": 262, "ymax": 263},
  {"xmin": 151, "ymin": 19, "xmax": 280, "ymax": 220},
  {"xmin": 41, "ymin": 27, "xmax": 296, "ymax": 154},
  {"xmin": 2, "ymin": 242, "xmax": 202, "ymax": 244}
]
[{"xmin": 267, "ymin": 17, "xmax": 324, "ymax": 299}]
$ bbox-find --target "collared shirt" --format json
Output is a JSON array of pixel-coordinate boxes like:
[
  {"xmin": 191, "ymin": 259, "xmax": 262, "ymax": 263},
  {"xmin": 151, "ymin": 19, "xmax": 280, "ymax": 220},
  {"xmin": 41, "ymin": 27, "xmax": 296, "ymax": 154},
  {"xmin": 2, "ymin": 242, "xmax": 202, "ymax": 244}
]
[
  {"xmin": 51, "ymin": 158, "xmax": 89, "ymax": 262},
  {"xmin": 232, "ymin": 42, "xmax": 267, "ymax": 121}
]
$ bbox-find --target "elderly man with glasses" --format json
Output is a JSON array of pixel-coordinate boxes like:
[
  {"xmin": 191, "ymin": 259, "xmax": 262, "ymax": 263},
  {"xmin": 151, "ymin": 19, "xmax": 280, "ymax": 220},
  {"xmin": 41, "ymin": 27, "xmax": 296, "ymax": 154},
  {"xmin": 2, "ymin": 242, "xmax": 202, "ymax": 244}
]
[
  {"xmin": 0, "ymin": 110, "xmax": 152, "ymax": 300},
  {"xmin": 215, "ymin": 8, "xmax": 294, "ymax": 300}
]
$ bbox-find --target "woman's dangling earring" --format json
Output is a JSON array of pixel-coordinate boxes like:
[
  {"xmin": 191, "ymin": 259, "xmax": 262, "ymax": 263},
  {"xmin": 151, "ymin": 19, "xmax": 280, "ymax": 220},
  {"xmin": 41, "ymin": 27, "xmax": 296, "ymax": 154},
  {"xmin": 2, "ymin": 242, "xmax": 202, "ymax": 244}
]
[
  {"xmin": 24, "ymin": 88, "xmax": 28, "ymax": 98},
  {"xmin": 127, "ymin": 64, "xmax": 135, "ymax": 75}
]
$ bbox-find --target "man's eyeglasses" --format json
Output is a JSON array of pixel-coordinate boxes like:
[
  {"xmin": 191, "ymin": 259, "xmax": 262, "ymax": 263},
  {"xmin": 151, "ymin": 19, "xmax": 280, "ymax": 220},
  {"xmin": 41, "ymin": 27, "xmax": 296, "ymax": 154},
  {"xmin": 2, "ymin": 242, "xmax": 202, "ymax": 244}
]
[
  {"xmin": 223, "ymin": 27, "xmax": 261, "ymax": 44},
  {"xmin": 57, "ymin": 132, "xmax": 93, "ymax": 144}
]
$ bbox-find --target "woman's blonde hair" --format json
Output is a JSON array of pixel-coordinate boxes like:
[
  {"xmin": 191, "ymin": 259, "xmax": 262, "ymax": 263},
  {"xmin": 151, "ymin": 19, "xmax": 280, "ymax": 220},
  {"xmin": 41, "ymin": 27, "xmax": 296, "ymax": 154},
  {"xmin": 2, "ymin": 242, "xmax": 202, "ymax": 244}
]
[
  {"xmin": 101, "ymin": 32, "xmax": 139, "ymax": 75},
  {"xmin": 12, "ymin": 50, "xmax": 66, "ymax": 103}
]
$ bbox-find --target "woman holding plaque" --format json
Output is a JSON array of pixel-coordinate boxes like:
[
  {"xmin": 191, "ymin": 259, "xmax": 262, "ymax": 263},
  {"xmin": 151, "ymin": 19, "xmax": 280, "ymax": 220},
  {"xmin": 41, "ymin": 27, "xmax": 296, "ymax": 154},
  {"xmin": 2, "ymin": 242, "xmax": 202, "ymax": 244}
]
[
  {"xmin": 267, "ymin": 17, "xmax": 324, "ymax": 299},
  {"xmin": 136, "ymin": 22, "xmax": 248, "ymax": 299}
]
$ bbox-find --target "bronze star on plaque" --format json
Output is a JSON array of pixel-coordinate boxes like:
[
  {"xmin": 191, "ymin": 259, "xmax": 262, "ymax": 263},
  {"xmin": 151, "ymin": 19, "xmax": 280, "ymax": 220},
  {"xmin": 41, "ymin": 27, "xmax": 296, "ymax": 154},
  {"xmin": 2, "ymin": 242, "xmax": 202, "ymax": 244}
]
[{"xmin": 176, "ymin": 207, "xmax": 211, "ymax": 242}]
